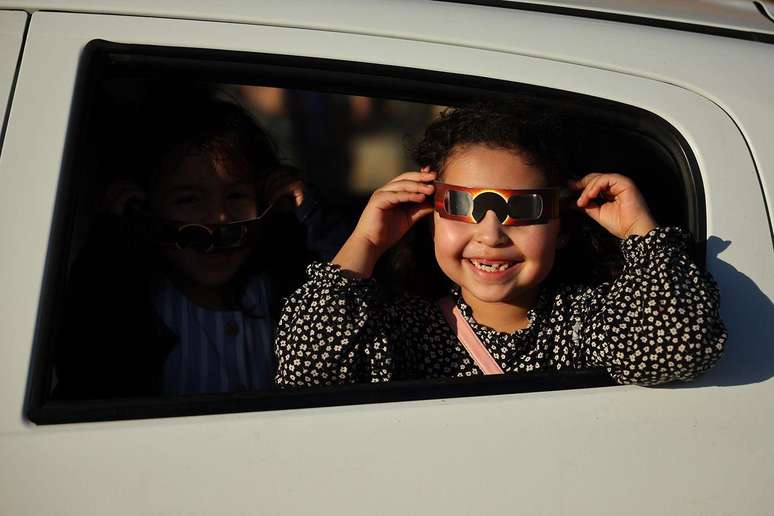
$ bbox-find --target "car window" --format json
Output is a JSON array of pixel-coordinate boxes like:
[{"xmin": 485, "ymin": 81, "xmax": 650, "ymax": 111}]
[{"xmin": 27, "ymin": 40, "xmax": 704, "ymax": 423}]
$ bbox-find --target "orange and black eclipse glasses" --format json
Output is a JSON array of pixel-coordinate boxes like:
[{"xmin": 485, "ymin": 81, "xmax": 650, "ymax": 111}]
[{"xmin": 433, "ymin": 181, "xmax": 561, "ymax": 226}]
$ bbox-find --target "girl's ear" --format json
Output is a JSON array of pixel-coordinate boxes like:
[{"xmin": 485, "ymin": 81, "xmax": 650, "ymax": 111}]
[{"xmin": 103, "ymin": 179, "xmax": 147, "ymax": 216}]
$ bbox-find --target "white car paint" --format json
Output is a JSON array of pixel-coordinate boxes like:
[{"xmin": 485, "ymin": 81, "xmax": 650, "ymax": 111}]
[
  {"xmin": 0, "ymin": 10, "xmax": 25, "ymax": 140},
  {"xmin": 0, "ymin": 3, "xmax": 772, "ymax": 515}
]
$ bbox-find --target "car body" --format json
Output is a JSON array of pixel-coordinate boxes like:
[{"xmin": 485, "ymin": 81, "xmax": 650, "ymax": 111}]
[{"xmin": 0, "ymin": 1, "xmax": 772, "ymax": 514}]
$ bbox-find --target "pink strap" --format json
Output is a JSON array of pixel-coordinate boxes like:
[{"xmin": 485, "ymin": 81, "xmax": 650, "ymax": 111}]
[{"xmin": 438, "ymin": 297, "xmax": 504, "ymax": 375}]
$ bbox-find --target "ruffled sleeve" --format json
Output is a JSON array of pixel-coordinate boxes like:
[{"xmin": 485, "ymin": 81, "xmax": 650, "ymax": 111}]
[
  {"xmin": 580, "ymin": 226, "xmax": 727, "ymax": 385},
  {"xmin": 274, "ymin": 262, "xmax": 395, "ymax": 386}
]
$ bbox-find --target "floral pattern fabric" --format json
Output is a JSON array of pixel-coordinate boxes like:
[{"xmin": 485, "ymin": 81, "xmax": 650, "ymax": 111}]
[{"xmin": 275, "ymin": 227, "xmax": 726, "ymax": 387}]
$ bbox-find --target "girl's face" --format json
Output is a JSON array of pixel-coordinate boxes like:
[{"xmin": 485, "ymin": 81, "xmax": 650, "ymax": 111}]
[
  {"xmin": 151, "ymin": 148, "xmax": 259, "ymax": 291},
  {"xmin": 434, "ymin": 144, "xmax": 560, "ymax": 308}
]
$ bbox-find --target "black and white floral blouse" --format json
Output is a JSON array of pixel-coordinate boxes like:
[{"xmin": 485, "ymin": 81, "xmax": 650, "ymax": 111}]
[{"xmin": 275, "ymin": 227, "xmax": 726, "ymax": 387}]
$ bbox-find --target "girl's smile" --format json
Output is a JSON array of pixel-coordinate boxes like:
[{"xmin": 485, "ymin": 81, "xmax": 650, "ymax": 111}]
[
  {"xmin": 466, "ymin": 257, "xmax": 523, "ymax": 277},
  {"xmin": 433, "ymin": 144, "xmax": 560, "ymax": 328}
]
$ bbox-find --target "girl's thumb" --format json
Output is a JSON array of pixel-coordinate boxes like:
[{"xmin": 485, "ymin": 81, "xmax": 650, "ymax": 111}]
[
  {"xmin": 581, "ymin": 204, "xmax": 603, "ymax": 225},
  {"xmin": 408, "ymin": 204, "xmax": 434, "ymax": 224}
]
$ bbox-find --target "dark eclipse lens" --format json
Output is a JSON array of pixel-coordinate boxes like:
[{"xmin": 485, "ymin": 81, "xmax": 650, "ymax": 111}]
[
  {"xmin": 442, "ymin": 187, "xmax": 548, "ymax": 223},
  {"xmin": 507, "ymin": 193, "xmax": 543, "ymax": 220},
  {"xmin": 445, "ymin": 189, "xmax": 473, "ymax": 216},
  {"xmin": 219, "ymin": 224, "xmax": 246, "ymax": 247},
  {"xmin": 471, "ymin": 192, "xmax": 509, "ymax": 223},
  {"xmin": 177, "ymin": 225, "xmax": 214, "ymax": 252}
]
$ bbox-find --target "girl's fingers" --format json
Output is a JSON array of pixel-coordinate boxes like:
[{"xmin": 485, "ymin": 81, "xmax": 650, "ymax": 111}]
[
  {"xmin": 576, "ymin": 173, "xmax": 631, "ymax": 207},
  {"xmin": 379, "ymin": 179, "xmax": 435, "ymax": 195},
  {"xmin": 569, "ymin": 173, "xmax": 602, "ymax": 190},
  {"xmin": 577, "ymin": 175, "xmax": 607, "ymax": 207},
  {"xmin": 573, "ymin": 173, "xmax": 655, "ymax": 238},
  {"xmin": 579, "ymin": 202, "xmax": 602, "ymax": 223},
  {"xmin": 407, "ymin": 203, "xmax": 434, "ymax": 224},
  {"xmin": 387, "ymin": 170, "xmax": 437, "ymax": 185},
  {"xmin": 372, "ymin": 190, "xmax": 427, "ymax": 209}
]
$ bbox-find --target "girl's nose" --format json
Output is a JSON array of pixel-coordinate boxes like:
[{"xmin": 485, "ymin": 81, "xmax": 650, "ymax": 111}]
[
  {"xmin": 473, "ymin": 210, "xmax": 510, "ymax": 246},
  {"xmin": 204, "ymin": 200, "xmax": 230, "ymax": 224}
]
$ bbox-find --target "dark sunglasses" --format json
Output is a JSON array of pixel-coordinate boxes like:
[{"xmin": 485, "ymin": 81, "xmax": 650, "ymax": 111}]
[{"xmin": 126, "ymin": 201, "xmax": 274, "ymax": 253}]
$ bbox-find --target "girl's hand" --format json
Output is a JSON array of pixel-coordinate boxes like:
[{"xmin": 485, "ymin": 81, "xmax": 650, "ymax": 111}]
[
  {"xmin": 333, "ymin": 169, "xmax": 436, "ymax": 278},
  {"xmin": 354, "ymin": 169, "xmax": 436, "ymax": 251},
  {"xmin": 265, "ymin": 166, "xmax": 305, "ymax": 211},
  {"xmin": 570, "ymin": 173, "xmax": 657, "ymax": 239}
]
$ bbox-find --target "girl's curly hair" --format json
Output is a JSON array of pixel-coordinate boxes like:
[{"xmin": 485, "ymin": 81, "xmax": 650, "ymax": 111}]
[{"xmin": 412, "ymin": 99, "xmax": 570, "ymax": 186}]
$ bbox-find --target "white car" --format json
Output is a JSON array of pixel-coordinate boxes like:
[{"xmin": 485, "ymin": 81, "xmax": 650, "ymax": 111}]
[{"xmin": 0, "ymin": 1, "xmax": 772, "ymax": 515}]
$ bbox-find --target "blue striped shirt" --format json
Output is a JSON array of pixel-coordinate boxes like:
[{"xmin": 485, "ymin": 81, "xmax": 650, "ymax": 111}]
[{"xmin": 152, "ymin": 275, "xmax": 275, "ymax": 395}]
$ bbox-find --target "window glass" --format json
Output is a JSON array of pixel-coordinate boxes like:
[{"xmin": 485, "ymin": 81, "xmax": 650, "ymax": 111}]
[{"xmin": 27, "ymin": 41, "xmax": 703, "ymax": 423}]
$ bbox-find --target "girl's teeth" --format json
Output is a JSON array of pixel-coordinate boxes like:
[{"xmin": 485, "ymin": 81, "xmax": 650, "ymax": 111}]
[{"xmin": 470, "ymin": 259, "xmax": 513, "ymax": 272}]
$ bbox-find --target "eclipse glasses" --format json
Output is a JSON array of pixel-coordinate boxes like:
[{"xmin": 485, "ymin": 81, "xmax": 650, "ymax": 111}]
[{"xmin": 433, "ymin": 181, "xmax": 562, "ymax": 226}]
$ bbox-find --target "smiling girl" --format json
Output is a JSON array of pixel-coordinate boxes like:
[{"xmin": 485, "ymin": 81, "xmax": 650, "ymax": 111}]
[{"xmin": 275, "ymin": 101, "xmax": 726, "ymax": 386}]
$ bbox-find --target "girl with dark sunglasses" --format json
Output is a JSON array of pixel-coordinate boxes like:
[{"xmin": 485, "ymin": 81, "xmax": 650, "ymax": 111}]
[{"xmin": 54, "ymin": 87, "xmax": 348, "ymax": 399}]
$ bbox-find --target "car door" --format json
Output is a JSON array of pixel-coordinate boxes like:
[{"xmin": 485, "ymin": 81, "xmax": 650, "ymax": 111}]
[
  {"xmin": 0, "ymin": 10, "xmax": 26, "ymax": 149},
  {"xmin": 0, "ymin": 7, "xmax": 772, "ymax": 516}
]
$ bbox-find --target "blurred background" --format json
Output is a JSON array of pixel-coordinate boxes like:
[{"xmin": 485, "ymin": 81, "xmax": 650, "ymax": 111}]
[{"xmin": 220, "ymin": 84, "xmax": 446, "ymax": 200}]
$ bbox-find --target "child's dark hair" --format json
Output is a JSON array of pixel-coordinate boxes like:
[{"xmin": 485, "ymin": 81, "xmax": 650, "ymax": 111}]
[
  {"xmin": 377, "ymin": 98, "xmax": 622, "ymax": 299},
  {"xmin": 413, "ymin": 99, "xmax": 570, "ymax": 187},
  {"xmin": 125, "ymin": 86, "xmax": 281, "ymax": 194}
]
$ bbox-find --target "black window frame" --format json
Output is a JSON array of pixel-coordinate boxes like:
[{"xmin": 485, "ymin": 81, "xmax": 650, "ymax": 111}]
[{"xmin": 25, "ymin": 39, "xmax": 705, "ymax": 424}]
